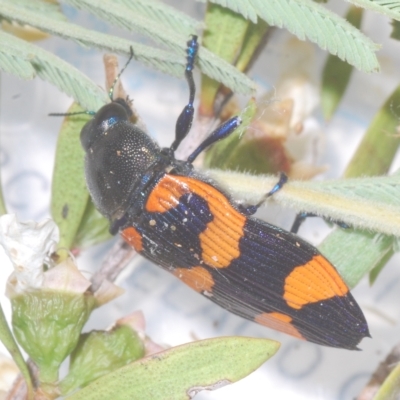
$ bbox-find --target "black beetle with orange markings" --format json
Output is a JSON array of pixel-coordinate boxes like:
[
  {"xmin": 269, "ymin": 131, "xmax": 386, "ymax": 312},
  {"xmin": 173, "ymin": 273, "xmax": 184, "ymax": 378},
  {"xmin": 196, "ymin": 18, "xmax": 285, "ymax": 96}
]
[{"xmin": 80, "ymin": 36, "xmax": 369, "ymax": 350}]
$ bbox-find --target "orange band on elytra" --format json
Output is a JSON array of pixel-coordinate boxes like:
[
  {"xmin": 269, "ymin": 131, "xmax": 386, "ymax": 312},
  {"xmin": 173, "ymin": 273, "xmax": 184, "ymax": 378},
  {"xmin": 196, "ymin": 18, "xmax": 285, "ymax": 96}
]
[
  {"xmin": 284, "ymin": 255, "xmax": 349, "ymax": 310},
  {"xmin": 121, "ymin": 226, "xmax": 143, "ymax": 252},
  {"xmin": 254, "ymin": 312, "xmax": 304, "ymax": 339},
  {"xmin": 173, "ymin": 266, "xmax": 215, "ymax": 293},
  {"xmin": 146, "ymin": 174, "xmax": 246, "ymax": 268}
]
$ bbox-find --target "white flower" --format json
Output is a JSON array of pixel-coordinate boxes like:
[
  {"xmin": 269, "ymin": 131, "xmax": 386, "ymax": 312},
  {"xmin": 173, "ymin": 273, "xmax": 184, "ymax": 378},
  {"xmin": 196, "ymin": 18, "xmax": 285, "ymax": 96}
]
[{"xmin": 0, "ymin": 214, "xmax": 59, "ymax": 297}]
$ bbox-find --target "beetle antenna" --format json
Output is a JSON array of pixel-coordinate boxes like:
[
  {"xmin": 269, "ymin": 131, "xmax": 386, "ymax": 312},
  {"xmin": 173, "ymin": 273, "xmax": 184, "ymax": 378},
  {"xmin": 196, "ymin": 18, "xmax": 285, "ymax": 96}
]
[
  {"xmin": 49, "ymin": 111, "xmax": 95, "ymax": 117},
  {"xmin": 108, "ymin": 46, "xmax": 135, "ymax": 101},
  {"xmin": 171, "ymin": 35, "xmax": 199, "ymax": 152}
]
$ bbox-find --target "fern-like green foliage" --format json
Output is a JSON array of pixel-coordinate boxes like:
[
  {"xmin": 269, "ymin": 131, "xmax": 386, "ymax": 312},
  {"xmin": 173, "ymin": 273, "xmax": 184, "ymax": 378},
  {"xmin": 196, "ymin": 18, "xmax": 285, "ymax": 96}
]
[
  {"xmin": 202, "ymin": 0, "xmax": 380, "ymax": 72},
  {"xmin": 0, "ymin": 0, "xmax": 388, "ymax": 109},
  {"xmin": 348, "ymin": 0, "xmax": 400, "ymax": 20},
  {"xmin": 0, "ymin": 30, "xmax": 109, "ymax": 111},
  {"xmin": 0, "ymin": 0, "xmax": 254, "ymax": 107}
]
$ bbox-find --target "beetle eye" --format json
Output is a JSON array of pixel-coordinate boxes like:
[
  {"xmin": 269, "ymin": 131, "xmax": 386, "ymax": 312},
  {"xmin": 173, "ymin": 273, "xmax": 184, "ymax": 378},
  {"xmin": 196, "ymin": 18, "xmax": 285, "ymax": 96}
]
[
  {"xmin": 96, "ymin": 103, "xmax": 129, "ymax": 131},
  {"xmin": 80, "ymin": 102, "xmax": 130, "ymax": 151},
  {"xmin": 101, "ymin": 115, "xmax": 119, "ymax": 130}
]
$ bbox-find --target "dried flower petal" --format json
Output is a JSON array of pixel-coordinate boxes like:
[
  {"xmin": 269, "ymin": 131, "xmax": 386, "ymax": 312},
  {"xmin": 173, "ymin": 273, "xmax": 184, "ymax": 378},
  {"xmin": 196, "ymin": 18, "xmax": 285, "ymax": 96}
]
[{"xmin": 0, "ymin": 215, "xmax": 59, "ymax": 296}]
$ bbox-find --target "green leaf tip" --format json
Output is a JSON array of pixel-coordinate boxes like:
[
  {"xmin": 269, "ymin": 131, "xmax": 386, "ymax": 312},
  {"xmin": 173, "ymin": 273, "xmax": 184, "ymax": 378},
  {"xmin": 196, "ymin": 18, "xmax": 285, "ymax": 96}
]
[{"xmin": 67, "ymin": 336, "xmax": 280, "ymax": 400}]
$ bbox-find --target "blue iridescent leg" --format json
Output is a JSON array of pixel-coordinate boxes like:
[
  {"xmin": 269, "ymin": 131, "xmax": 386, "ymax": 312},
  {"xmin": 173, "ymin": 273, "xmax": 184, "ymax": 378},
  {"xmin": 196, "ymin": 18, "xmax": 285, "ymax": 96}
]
[
  {"xmin": 187, "ymin": 116, "xmax": 242, "ymax": 163},
  {"xmin": 290, "ymin": 212, "xmax": 349, "ymax": 234},
  {"xmin": 238, "ymin": 172, "xmax": 288, "ymax": 216},
  {"xmin": 171, "ymin": 36, "xmax": 199, "ymax": 152}
]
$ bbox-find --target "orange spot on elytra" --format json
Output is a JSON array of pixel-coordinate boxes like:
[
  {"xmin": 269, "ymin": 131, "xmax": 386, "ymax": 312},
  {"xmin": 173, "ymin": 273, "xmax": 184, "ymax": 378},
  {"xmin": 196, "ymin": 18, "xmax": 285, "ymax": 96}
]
[
  {"xmin": 284, "ymin": 254, "xmax": 349, "ymax": 310},
  {"xmin": 146, "ymin": 175, "xmax": 246, "ymax": 268},
  {"xmin": 254, "ymin": 312, "xmax": 304, "ymax": 339},
  {"xmin": 121, "ymin": 227, "xmax": 143, "ymax": 252},
  {"xmin": 173, "ymin": 266, "xmax": 214, "ymax": 293},
  {"xmin": 146, "ymin": 176, "xmax": 187, "ymax": 213}
]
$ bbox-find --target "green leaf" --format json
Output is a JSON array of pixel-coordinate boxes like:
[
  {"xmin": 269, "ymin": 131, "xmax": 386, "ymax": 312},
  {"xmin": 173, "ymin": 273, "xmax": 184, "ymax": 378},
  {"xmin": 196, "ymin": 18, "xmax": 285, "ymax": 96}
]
[
  {"xmin": 319, "ymin": 230, "xmax": 395, "ymax": 288},
  {"xmin": 67, "ymin": 337, "xmax": 279, "ymax": 400},
  {"xmin": 113, "ymin": 0, "xmax": 202, "ymax": 36},
  {"xmin": 200, "ymin": 2, "xmax": 250, "ymax": 113},
  {"xmin": 373, "ymin": 362, "xmax": 400, "ymax": 400},
  {"xmin": 203, "ymin": 3, "xmax": 250, "ymax": 62},
  {"xmin": 202, "ymin": 0, "xmax": 380, "ymax": 72},
  {"xmin": 344, "ymin": 85, "xmax": 400, "ymax": 177},
  {"xmin": 391, "ymin": 19, "xmax": 400, "ymax": 39},
  {"xmin": 369, "ymin": 249, "xmax": 394, "ymax": 285},
  {"xmin": 0, "ymin": 1, "xmax": 182, "ymax": 77},
  {"xmin": 207, "ymin": 169, "xmax": 400, "ymax": 287},
  {"xmin": 319, "ymin": 86, "xmax": 400, "ymax": 287},
  {"xmin": 206, "ymin": 170, "xmax": 400, "ymax": 238},
  {"xmin": 321, "ymin": 5, "xmax": 363, "ymax": 120},
  {"xmin": 7, "ymin": 0, "xmax": 67, "ymax": 21},
  {"xmin": 347, "ymin": 0, "xmax": 400, "ymax": 21},
  {"xmin": 12, "ymin": 290, "xmax": 95, "ymax": 384},
  {"xmin": 204, "ymin": 98, "xmax": 257, "ymax": 168},
  {"xmin": 0, "ymin": 163, "xmax": 7, "ymax": 216},
  {"xmin": 235, "ymin": 20, "xmax": 270, "ymax": 72},
  {"xmin": 0, "ymin": 30, "xmax": 108, "ymax": 111},
  {"xmin": 0, "ymin": 0, "xmax": 254, "ymax": 95},
  {"xmin": 198, "ymin": 0, "xmax": 259, "ymax": 23},
  {"xmin": 73, "ymin": 201, "xmax": 112, "ymax": 250},
  {"xmin": 60, "ymin": 326, "xmax": 145, "ymax": 395},
  {"xmin": 63, "ymin": 0, "xmax": 193, "ymax": 57},
  {"xmin": 0, "ymin": 303, "xmax": 34, "ymax": 400},
  {"xmin": 63, "ymin": 0, "xmax": 255, "ymax": 95},
  {"xmin": 51, "ymin": 104, "xmax": 91, "ymax": 250}
]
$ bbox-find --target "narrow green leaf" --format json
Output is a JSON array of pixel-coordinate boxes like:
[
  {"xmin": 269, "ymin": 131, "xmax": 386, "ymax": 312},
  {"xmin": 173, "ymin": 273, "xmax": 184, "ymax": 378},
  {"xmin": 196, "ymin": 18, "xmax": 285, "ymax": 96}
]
[
  {"xmin": 319, "ymin": 230, "xmax": 395, "ymax": 288},
  {"xmin": 321, "ymin": 5, "xmax": 363, "ymax": 120},
  {"xmin": 391, "ymin": 19, "xmax": 400, "ymax": 39},
  {"xmin": 198, "ymin": 46, "xmax": 255, "ymax": 96},
  {"xmin": 63, "ymin": 0, "xmax": 192, "ymax": 58},
  {"xmin": 112, "ymin": 0, "xmax": 202, "ymax": 37},
  {"xmin": 0, "ymin": 30, "xmax": 108, "ymax": 111},
  {"xmin": 11, "ymin": 0, "xmax": 67, "ymax": 21},
  {"xmin": 63, "ymin": 0, "xmax": 255, "ymax": 96},
  {"xmin": 204, "ymin": 0, "xmax": 380, "ymax": 72},
  {"xmin": 200, "ymin": 2, "xmax": 250, "ymax": 112},
  {"xmin": 206, "ymin": 170, "xmax": 400, "ymax": 238},
  {"xmin": 373, "ymin": 362, "xmax": 400, "ymax": 400},
  {"xmin": 319, "ymin": 87, "xmax": 400, "ymax": 287},
  {"xmin": 0, "ymin": 0, "xmax": 254, "ymax": 94},
  {"xmin": 347, "ymin": 0, "xmax": 400, "ymax": 21},
  {"xmin": 0, "ymin": 33, "xmax": 35, "ymax": 80},
  {"xmin": 207, "ymin": 169, "xmax": 399, "ymax": 287},
  {"xmin": 197, "ymin": 0, "xmax": 259, "ymax": 23},
  {"xmin": 67, "ymin": 337, "xmax": 280, "ymax": 400},
  {"xmin": 235, "ymin": 20, "xmax": 270, "ymax": 72},
  {"xmin": 0, "ymin": 1, "xmax": 184, "ymax": 79},
  {"xmin": 0, "ymin": 303, "xmax": 33, "ymax": 399},
  {"xmin": 73, "ymin": 201, "xmax": 111, "ymax": 250},
  {"xmin": 369, "ymin": 248, "xmax": 394, "ymax": 285},
  {"xmin": 344, "ymin": 85, "xmax": 400, "ymax": 177},
  {"xmin": 203, "ymin": 3, "xmax": 250, "ymax": 62},
  {"xmin": 51, "ymin": 104, "xmax": 91, "ymax": 250}
]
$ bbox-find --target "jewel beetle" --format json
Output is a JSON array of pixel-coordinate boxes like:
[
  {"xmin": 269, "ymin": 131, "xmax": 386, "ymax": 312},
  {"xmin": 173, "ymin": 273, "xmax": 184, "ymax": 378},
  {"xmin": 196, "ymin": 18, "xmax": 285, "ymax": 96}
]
[{"xmin": 80, "ymin": 36, "xmax": 369, "ymax": 349}]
